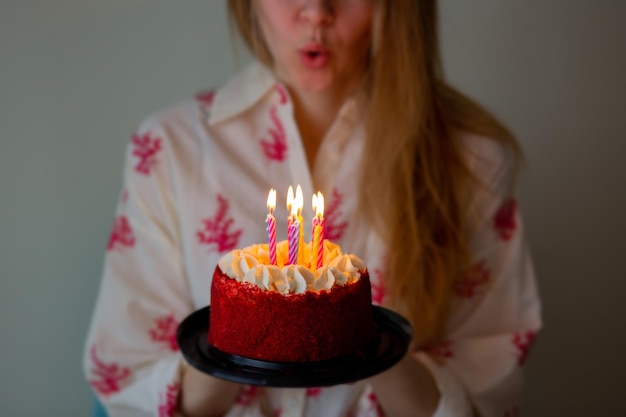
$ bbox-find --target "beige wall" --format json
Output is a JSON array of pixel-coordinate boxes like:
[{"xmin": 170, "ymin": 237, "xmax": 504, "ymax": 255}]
[{"xmin": 1, "ymin": 1, "xmax": 624, "ymax": 415}]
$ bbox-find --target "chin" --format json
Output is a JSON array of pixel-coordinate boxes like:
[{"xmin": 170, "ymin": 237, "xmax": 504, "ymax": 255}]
[{"xmin": 293, "ymin": 72, "xmax": 336, "ymax": 94}]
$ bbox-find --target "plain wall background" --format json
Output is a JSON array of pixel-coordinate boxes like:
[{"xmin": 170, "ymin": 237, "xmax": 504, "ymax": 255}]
[{"xmin": 1, "ymin": 1, "xmax": 624, "ymax": 416}]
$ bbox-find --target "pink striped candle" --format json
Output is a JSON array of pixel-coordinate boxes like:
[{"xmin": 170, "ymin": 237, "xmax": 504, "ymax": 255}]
[
  {"xmin": 295, "ymin": 185, "xmax": 305, "ymax": 265},
  {"xmin": 266, "ymin": 215, "xmax": 277, "ymax": 265},
  {"xmin": 286, "ymin": 186, "xmax": 293, "ymax": 262},
  {"xmin": 315, "ymin": 217, "xmax": 325, "ymax": 269},
  {"xmin": 312, "ymin": 223, "xmax": 321, "ymax": 269},
  {"xmin": 286, "ymin": 186, "xmax": 300, "ymax": 265},
  {"xmin": 266, "ymin": 189, "xmax": 277, "ymax": 265}
]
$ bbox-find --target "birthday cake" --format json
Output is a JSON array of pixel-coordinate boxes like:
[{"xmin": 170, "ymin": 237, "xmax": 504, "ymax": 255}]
[{"xmin": 207, "ymin": 240, "xmax": 376, "ymax": 362}]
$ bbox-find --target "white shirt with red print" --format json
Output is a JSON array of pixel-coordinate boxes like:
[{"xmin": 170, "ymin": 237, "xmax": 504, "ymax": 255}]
[{"xmin": 83, "ymin": 62, "xmax": 542, "ymax": 417}]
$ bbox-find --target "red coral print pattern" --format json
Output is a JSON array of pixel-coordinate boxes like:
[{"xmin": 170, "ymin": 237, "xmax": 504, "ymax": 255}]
[
  {"xmin": 107, "ymin": 215, "xmax": 135, "ymax": 251},
  {"xmin": 158, "ymin": 383, "xmax": 179, "ymax": 417},
  {"xmin": 494, "ymin": 198, "xmax": 517, "ymax": 241},
  {"xmin": 513, "ymin": 330, "xmax": 537, "ymax": 366},
  {"xmin": 89, "ymin": 345, "xmax": 131, "ymax": 396},
  {"xmin": 503, "ymin": 405, "xmax": 519, "ymax": 417},
  {"xmin": 275, "ymin": 84, "xmax": 289, "ymax": 105},
  {"xmin": 195, "ymin": 90, "xmax": 215, "ymax": 108},
  {"xmin": 371, "ymin": 269, "xmax": 386, "ymax": 305},
  {"xmin": 455, "ymin": 260, "xmax": 490, "ymax": 298},
  {"xmin": 306, "ymin": 387, "xmax": 322, "ymax": 398},
  {"xmin": 367, "ymin": 391, "xmax": 387, "ymax": 417},
  {"xmin": 426, "ymin": 340, "xmax": 454, "ymax": 365},
  {"xmin": 121, "ymin": 189, "xmax": 129, "ymax": 204},
  {"xmin": 235, "ymin": 385, "xmax": 261, "ymax": 406},
  {"xmin": 132, "ymin": 131, "xmax": 162, "ymax": 175},
  {"xmin": 149, "ymin": 313, "xmax": 180, "ymax": 352},
  {"xmin": 324, "ymin": 188, "xmax": 349, "ymax": 241},
  {"xmin": 197, "ymin": 194, "xmax": 243, "ymax": 254},
  {"xmin": 260, "ymin": 106, "xmax": 288, "ymax": 161},
  {"xmin": 274, "ymin": 408, "xmax": 282, "ymax": 417}
]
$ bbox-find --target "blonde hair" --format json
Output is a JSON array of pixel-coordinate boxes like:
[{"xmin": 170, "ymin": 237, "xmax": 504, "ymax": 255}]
[{"xmin": 228, "ymin": 0, "xmax": 521, "ymax": 349}]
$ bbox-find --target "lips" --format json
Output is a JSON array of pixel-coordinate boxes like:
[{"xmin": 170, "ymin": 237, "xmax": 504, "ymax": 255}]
[{"xmin": 299, "ymin": 43, "xmax": 330, "ymax": 69}]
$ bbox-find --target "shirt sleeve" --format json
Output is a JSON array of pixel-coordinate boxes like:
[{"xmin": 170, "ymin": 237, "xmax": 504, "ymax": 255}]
[
  {"xmin": 413, "ymin": 137, "xmax": 542, "ymax": 417},
  {"xmin": 83, "ymin": 117, "xmax": 195, "ymax": 417}
]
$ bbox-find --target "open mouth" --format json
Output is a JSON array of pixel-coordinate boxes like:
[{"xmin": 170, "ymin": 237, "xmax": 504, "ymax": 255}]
[{"xmin": 300, "ymin": 44, "xmax": 330, "ymax": 68}]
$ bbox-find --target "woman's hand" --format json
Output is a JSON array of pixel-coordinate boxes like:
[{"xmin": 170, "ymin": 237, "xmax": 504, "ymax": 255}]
[{"xmin": 178, "ymin": 364, "xmax": 242, "ymax": 417}]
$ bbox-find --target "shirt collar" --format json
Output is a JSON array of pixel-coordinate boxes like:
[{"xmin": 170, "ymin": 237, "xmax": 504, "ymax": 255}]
[{"xmin": 208, "ymin": 61, "xmax": 277, "ymax": 125}]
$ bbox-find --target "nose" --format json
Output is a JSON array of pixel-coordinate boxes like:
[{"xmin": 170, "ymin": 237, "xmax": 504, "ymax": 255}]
[{"xmin": 299, "ymin": 0, "xmax": 334, "ymax": 26}]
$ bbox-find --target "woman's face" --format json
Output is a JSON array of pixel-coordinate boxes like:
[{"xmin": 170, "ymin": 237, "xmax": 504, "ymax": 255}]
[{"xmin": 253, "ymin": 0, "xmax": 374, "ymax": 96}]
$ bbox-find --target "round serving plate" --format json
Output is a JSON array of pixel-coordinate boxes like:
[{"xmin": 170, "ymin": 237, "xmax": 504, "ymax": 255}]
[{"xmin": 176, "ymin": 305, "xmax": 412, "ymax": 387}]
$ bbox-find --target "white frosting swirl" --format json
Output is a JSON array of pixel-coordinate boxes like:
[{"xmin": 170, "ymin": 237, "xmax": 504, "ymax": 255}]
[
  {"xmin": 272, "ymin": 269, "xmax": 297, "ymax": 294},
  {"xmin": 218, "ymin": 250, "xmax": 259, "ymax": 280},
  {"xmin": 314, "ymin": 267, "xmax": 347, "ymax": 290},
  {"xmin": 282, "ymin": 265, "xmax": 315, "ymax": 294},
  {"xmin": 217, "ymin": 240, "xmax": 366, "ymax": 294},
  {"xmin": 328, "ymin": 254, "xmax": 365, "ymax": 281},
  {"xmin": 243, "ymin": 265, "xmax": 282, "ymax": 291}
]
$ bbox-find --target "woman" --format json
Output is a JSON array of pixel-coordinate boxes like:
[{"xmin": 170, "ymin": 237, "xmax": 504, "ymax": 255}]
[{"xmin": 84, "ymin": 1, "xmax": 541, "ymax": 416}]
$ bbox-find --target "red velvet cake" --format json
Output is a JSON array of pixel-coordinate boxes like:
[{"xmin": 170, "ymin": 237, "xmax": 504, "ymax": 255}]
[{"xmin": 207, "ymin": 240, "xmax": 376, "ymax": 362}]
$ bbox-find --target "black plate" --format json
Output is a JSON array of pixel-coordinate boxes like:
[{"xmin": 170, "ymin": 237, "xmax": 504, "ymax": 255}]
[{"xmin": 176, "ymin": 306, "xmax": 412, "ymax": 387}]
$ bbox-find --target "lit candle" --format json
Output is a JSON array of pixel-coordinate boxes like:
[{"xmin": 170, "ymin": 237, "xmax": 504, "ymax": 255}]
[
  {"xmin": 312, "ymin": 192, "xmax": 325, "ymax": 269},
  {"xmin": 266, "ymin": 189, "xmax": 277, "ymax": 266},
  {"xmin": 286, "ymin": 186, "xmax": 294, "ymax": 229},
  {"xmin": 312, "ymin": 193, "xmax": 319, "ymax": 233},
  {"xmin": 287, "ymin": 191, "xmax": 300, "ymax": 265},
  {"xmin": 295, "ymin": 185, "xmax": 305, "ymax": 265}
]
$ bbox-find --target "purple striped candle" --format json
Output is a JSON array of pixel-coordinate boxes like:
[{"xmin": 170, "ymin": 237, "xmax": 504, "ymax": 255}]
[{"xmin": 288, "ymin": 218, "xmax": 300, "ymax": 265}]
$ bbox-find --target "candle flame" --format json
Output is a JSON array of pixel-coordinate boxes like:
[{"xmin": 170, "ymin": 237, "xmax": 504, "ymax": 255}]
[
  {"xmin": 314, "ymin": 192, "xmax": 324, "ymax": 217},
  {"xmin": 312, "ymin": 192, "xmax": 325, "ymax": 217},
  {"xmin": 295, "ymin": 185, "xmax": 304, "ymax": 215},
  {"xmin": 267, "ymin": 188, "xmax": 276, "ymax": 212},
  {"xmin": 290, "ymin": 185, "xmax": 303, "ymax": 217},
  {"xmin": 287, "ymin": 186, "xmax": 294, "ymax": 213}
]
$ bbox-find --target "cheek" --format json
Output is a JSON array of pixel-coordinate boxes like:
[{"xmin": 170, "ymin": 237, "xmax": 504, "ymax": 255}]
[
  {"xmin": 265, "ymin": 21, "xmax": 299, "ymax": 57},
  {"xmin": 344, "ymin": 23, "xmax": 373, "ymax": 59},
  {"xmin": 339, "ymin": 8, "xmax": 373, "ymax": 54},
  {"xmin": 259, "ymin": 4, "xmax": 295, "ymax": 39},
  {"xmin": 255, "ymin": 2, "xmax": 296, "ymax": 47}
]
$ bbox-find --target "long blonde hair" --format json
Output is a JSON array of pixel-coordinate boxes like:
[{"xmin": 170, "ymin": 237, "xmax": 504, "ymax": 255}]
[{"xmin": 228, "ymin": 0, "xmax": 521, "ymax": 349}]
